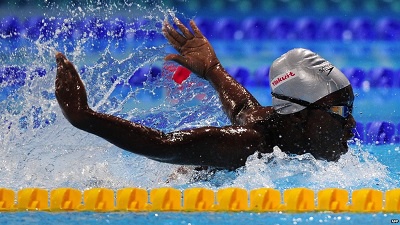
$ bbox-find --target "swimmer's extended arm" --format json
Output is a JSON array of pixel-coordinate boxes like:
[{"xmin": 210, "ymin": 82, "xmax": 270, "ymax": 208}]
[
  {"xmin": 77, "ymin": 112, "xmax": 263, "ymax": 169},
  {"xmin": 163, "ymin": 19, "xmax": 261, "ymax": 125},
  {"xmin": 55, "ymin": 52, "xmax": 265, "ymax": 169}
]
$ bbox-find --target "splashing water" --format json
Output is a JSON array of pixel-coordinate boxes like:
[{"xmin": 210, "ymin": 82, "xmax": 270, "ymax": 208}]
[{"xmin": 0, "ymin": 1, "xmax": 396, "ymax": 191}]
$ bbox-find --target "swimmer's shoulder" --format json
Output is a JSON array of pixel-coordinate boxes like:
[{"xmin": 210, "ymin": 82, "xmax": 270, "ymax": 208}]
[
  {"xmin": 238, "ymin": 106, "xmax": 276, "ymax": 126},
  {"xmin": 238, "ymin": 106, "xmax": 276, "ymax": 155}
]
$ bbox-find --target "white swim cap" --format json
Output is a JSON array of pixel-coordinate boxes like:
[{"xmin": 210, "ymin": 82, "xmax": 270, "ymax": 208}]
[{"xmin": 269, "ymin": 48, "xmax": 350, "ymax": 114}]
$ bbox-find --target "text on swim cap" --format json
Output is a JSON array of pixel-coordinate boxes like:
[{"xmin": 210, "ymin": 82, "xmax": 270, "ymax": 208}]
[{"xmin": 271, "ymin": 71, "xmax": 297, "ymax": 89}]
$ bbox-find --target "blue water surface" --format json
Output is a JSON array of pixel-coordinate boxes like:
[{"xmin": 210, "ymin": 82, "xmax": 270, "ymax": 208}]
[{"xmin": 0, "ymin": 211, "xmax": 397, "ymax": 225}]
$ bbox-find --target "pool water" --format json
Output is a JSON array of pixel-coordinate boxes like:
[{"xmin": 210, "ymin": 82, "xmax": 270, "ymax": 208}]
[
  {"xmin": 0, "ymin": 211, "xmax": 397, "ymax": 225},
  {"xmin": 1, "ymin": 0, "xmax": 400, "ymax": 224}
]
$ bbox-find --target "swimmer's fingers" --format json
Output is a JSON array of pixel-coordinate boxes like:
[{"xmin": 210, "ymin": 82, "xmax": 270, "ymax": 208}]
[
  {"xmin": 56, "ymin": 52, "xmax": 72, "ymax": 80},
  {"xmin": 56, "ymin": 52, "xmax": 68, "ymax": 71},
  {"xmin": 55, "ymin": 52, "xmax": 80, "ymax": 89},
  {"xmin": 189, "ymin": 20, "xmax": 205, "ymax": 38},
  {"xmin": 56, "ymin": 52, "xmax": 81, "ymax": 82},
  {"xmin": 163, "ymin": 25, "xmax": 182, "ymax": 51},
  {"xmin": 173, "ymin": 17, "xmax": 194, "ymax": 39},
  {"xmin": 56, "ymin": 52, "xmax": 73, "ymax": 71},
  {"xmin": 163, "ymin": 20, "xmax": 186, "ymax": 46},
  {"xmin": 55, "ymin": 52, "xmax": 89, "ymax": 115}
]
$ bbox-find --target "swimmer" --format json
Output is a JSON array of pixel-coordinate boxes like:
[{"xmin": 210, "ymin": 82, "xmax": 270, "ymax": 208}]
[{"xmin": 55, "ymin": 18, "xmax": 355, "ymax": 170}]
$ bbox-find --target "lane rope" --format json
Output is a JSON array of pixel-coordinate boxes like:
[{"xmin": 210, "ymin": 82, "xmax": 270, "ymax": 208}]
[{"xmin": 1, "ymin": 187, "xmax": 399, "ymax": 213}]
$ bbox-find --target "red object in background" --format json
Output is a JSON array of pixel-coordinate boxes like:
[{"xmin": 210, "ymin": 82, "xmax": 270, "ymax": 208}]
[{"xmin": 172, "ymin": 66, "xmax": 191, "ymax": 84}]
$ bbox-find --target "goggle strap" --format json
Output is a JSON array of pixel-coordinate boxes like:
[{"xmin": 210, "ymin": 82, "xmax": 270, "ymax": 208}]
[{"xmin": 271, "ymin": 92, "xmax": 312, "ymax": 107}]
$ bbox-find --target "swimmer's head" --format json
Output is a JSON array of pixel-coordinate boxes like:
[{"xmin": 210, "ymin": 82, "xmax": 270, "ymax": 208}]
[{"xmin": 269, "ymin": 48, "xmax": 350, "ymax": 114}]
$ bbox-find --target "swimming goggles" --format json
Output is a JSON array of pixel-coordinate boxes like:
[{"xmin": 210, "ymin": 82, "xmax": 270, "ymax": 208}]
[{"xmin": 271, "ymin": 92, "xmax": 352, "ymax": 119}]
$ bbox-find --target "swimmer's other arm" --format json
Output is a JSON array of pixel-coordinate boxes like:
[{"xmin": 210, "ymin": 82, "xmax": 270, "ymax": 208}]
[
  {"xmin": 163, "ymin": 19, "xmax": 261, "ymax": 126},
  {"xmin": 55, "ymin": 52, "xmax": 265, "ymax": 170},
  {"xmin": 78, "ymin": 111, "xmax": 264, "ymax": 169}
]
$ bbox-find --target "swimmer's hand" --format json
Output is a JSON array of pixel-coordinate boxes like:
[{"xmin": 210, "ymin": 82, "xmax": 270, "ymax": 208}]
[
  {"xmin": 163, "ymin": 18, "xmax": 220, "ymax": 79},
  {"xmin": 55, "ymin": 52, "xmax": 89, "ymax": 125}
]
